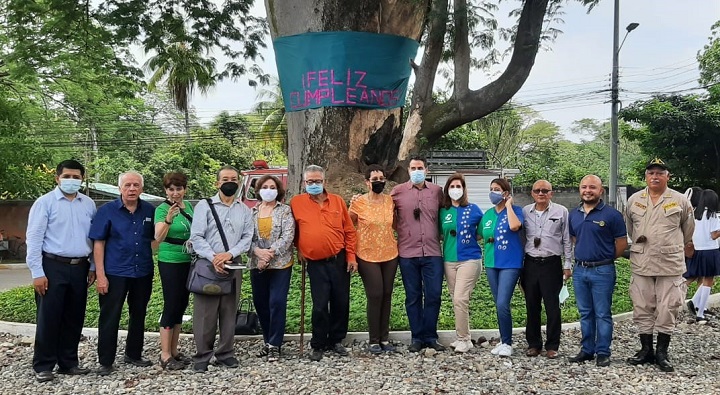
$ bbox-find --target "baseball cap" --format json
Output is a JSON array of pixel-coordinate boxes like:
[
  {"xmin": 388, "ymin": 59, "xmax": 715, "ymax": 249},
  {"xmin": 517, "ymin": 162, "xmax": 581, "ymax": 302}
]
[{"xmin": 645, "ymin": 157, "xmax": 669, "ymax": 171}]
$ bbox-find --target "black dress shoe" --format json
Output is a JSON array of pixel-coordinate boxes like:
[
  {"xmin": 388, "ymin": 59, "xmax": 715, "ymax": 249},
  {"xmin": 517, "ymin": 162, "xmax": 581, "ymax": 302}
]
[
  {"xmin": 35, "ymin": 370, "xmax": 54, "ymax": 383},
  {"xmin": 425, "ymin": 341, "xmax": 446, "ymax": 352},
  {"xmin": 214, "ymin": 356, "xmax": 239, "ymax": 368},
  {"xmin": 96, "ymin": 365, "xmax": 114, "ymax": 376},
  {"xmin": 123, "ymin": 355, "xmax": 153, "ymax": 367},
  {"xmin": 57, "ymin": 366, "xmax": 91, "ymax": 375},
  {"xmin": 309, "ymin": 349, "xmax": 324, "ymax": 361},
  {"xmin": 407, "ymin": 341, "xmax": 424, "ymax": 353},
  {"xmin": 329, "ymin": 343, "xmax": 349, "ymax": 356},
  {"xmin": 568, "ymin": 351, "xmax": 595, "ymax": 363},
  {"xmin": 596, "ymin": 355, "xmax": 611, "ymax": 367},
  {"xmin": 192, "ymin": 361, "xmax": 208, "ymax": 373}
]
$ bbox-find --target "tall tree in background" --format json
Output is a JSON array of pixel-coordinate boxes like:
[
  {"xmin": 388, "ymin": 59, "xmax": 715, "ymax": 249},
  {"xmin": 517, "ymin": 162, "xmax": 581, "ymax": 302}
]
[
  {"xmin": 145, "ymin": 41, "xmax": 218, "ymax": 137},
  {"xmin": 265, "ymin": 0, "xmax": 599, "ymax": 193},
  {"xmin": 621, "ymin": 95, "xmax": 720, "ymax": 189},
  {"xmin": 253, "ymin": 76, "xmax": 288, "ymax": 153}
]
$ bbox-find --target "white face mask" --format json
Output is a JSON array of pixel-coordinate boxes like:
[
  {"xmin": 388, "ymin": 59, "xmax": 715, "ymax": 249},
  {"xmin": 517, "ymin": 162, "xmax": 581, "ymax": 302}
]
[
  {"xmin": 448, "ymin": 188, "xmax": 464, "ymax": 201},
  {"xmin": 59, "ymin": 179, "xmax": 82, "ymax": 194},
  {"xmin": 259, "ymin": 188, "xmax": 278, "ymax": 202}
]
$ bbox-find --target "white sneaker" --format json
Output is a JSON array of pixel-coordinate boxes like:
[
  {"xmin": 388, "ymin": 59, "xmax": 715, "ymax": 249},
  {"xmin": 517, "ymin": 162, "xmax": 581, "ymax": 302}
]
[
  {"xmin": 497, "ymin": 343, "xmax": 513, "ymax": 357},
  {"xmin": 454, "ymin": 340, "xmax": 474, "ymax": 353},
  {"xmin": 491, "ymin": 343, "xmax": 504, "ymax": 355},
  {"xmin": 450, "ymin": 340, "xmax": 458, "ymax": 349}
]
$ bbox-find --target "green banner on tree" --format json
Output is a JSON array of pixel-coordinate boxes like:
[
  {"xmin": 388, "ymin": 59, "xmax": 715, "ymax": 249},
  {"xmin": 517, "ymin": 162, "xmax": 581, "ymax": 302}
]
[{"xmin": 273, "ymin": 31, "xmax": 419, "ymax": 112}]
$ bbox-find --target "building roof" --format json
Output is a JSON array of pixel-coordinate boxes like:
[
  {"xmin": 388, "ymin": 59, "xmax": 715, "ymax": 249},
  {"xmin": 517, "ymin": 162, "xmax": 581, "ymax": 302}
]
[{"xmin": 87, "ymin": 182, "xmax": 164, "ymax": 201}]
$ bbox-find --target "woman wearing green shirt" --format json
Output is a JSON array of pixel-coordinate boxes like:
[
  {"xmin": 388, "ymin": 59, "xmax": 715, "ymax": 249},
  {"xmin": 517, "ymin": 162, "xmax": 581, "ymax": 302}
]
[{"xmin": 154, "ymin": 172, "xmax": 194, "ymax": 370}]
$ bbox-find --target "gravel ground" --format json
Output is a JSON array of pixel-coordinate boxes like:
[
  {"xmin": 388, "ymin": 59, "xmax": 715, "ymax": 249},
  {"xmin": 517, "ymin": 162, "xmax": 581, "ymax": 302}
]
[{"xmin": 2, "ymin": 310, "xmax": 720, "ymax": 395}]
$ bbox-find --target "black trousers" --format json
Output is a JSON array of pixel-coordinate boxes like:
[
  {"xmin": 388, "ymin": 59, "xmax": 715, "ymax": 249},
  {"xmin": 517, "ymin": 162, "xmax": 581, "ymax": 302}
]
[
  {"xmin": 306, "ymin": 250, "xmax": 350, "ymax": 350},
  {"xmin": 33, "ymin": 256, "xmax": 90, "ymax": 373},
  {"xmin": 97, "ymin": 273, "xmax": 153, "ymax": 366},
  {"xmin": 158, "ymin": 261, "xmax": 191, "ymax": 328},
  {"xmin": 521, "ymin": 255, "xmax": 563, "ymax": 351}
]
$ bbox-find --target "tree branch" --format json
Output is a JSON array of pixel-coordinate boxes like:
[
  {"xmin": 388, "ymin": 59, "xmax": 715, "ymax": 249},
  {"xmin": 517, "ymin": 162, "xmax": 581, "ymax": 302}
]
[
  {"xmin": 423, "ymin": 0, "xmax": 550, "ymax": 142},
  {"xmin": 453, "ymin": 0, "xmax": 470, "ymax": 98},
  {"xmin": 410, "ymin": 0, "xmax": 448, "ymax": 110}
]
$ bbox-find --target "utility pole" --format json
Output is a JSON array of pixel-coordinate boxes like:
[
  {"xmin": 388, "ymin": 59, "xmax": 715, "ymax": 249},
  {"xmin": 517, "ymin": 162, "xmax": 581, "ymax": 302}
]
[{"xmin": 609, "ymin": 0, "xmax": 638, "ymax": 208}]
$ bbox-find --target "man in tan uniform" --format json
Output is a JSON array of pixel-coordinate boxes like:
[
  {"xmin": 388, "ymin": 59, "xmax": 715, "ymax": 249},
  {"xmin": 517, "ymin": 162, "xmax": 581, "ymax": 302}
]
[{"xmin": 625, "ymin": 158, "xmax": 694, "ymax": 372}]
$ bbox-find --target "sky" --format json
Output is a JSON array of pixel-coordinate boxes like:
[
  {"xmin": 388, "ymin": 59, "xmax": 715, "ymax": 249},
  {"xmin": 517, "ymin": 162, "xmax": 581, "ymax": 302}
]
[{"xmin": 178, "ymin": 0, "xmax": 720, "ymax": 141}]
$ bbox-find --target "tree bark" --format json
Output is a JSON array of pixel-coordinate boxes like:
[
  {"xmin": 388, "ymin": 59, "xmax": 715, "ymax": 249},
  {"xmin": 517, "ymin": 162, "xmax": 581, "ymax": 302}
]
[
  {"xmin": 266, "ymin": 0, "xmax": 550, "ymax": 194},
  {"xmin": 265, "ymin": 0, "xmax": 427, "ymax": 194}
]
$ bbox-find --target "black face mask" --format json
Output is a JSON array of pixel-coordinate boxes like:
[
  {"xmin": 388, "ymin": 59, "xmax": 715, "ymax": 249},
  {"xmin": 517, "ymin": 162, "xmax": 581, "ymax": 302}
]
[
  {"xmin": 219, "ymin": 181, "xmax": 239, "ymax": 197},
  {"xmin": 371, "ymin": 181, "xmax": 386, "ymax": 194}
]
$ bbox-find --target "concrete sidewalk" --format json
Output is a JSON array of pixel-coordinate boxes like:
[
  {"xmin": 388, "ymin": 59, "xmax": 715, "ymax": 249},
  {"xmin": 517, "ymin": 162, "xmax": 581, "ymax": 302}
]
[{"xmin": 0, "ymin": 263, "xmax": 30, "ymax": 292}]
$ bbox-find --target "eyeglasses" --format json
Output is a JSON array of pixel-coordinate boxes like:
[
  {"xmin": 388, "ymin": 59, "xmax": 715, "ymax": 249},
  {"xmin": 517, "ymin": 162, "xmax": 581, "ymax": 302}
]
[
  {"xmin": 532, "ymin": 189, "xmax": 552, "ymax": 194},
  {"xmin": 413, "ymin": 207, "xmax": 421, "ymax": 220},
  {"xmin": 304, "ymin": 179, "xmax": 324, "ymax": 185}
]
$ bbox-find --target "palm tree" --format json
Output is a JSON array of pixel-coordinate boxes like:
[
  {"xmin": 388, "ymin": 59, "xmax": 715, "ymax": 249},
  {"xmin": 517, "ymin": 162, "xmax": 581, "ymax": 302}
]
[
  {"xmin": 144, "ymin": 41, "xmax": 217, "ymax": 137},
  {"xmin": 253, "ymin": 76, "xmax": 287, "ymax": 152}
]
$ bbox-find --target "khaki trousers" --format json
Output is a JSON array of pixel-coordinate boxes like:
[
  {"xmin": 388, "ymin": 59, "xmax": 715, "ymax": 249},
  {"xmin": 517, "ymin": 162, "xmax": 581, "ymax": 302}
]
[
  {"xmin": 629, "ymin": 273, "xmax": 686, "ymax": 334},
  {"xmin": 444, "ymin": 259, "xmax": 482, "ymax": 341},
  {"xmin": 192, "ymin": 270, "xmax": 241, "ymax": 363}
]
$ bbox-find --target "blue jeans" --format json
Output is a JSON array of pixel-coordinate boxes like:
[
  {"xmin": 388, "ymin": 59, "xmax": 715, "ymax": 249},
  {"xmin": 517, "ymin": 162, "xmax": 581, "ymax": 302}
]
[
  {"xmin": 399, "ymin": 256, "xmax": 444, "ymax": 344},
  {"xmin": 486, "ymin": 268, "xmax": 521, "ymax": 345},
  {"xmin": 250, "ymin": 267, "xmax": 292, "ymax": 347},
  {"xmin": 573, "ymin": 264, "xmax": 616, "ymax": 356}
]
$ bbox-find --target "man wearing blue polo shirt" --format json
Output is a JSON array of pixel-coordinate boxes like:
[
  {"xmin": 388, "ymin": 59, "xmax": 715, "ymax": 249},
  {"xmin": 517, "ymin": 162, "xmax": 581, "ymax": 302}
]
[
  {"xmin": 90, "ymin": 171, "xmax": 156, "ymax": 376},
  {"xmin": 568, "ymin": 175, "xmax": 627, "ymax": 367}
]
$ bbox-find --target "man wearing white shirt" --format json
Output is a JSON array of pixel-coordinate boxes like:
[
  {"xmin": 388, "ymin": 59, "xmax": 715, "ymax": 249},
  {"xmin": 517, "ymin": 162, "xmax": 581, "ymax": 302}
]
[{"xmin": 25, "ymin": 160, "xmax": 96, "ymax": 382}]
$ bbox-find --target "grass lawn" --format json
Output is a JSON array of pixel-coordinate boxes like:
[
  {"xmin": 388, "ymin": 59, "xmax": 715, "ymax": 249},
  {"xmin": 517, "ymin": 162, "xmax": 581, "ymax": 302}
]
[{"xmin": 0, "ymin": 258, "xmax": 715, "ymax": 333}]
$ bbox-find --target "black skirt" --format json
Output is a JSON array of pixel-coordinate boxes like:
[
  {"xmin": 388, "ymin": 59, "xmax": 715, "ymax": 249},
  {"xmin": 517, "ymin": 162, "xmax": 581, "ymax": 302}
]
[{"xmin": 684, "ymin": 248, "xmax": 720, "ymax": 278}]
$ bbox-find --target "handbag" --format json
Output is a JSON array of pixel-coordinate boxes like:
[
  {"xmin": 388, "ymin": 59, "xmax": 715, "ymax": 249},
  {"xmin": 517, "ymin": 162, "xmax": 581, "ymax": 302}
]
[
  {"xmin": 235, "ymin": 298, "xmax": 261, "ymax": 335},
  {"xmin": 187, "ymin": 198, "xmax": 236, "ymax": 296}
]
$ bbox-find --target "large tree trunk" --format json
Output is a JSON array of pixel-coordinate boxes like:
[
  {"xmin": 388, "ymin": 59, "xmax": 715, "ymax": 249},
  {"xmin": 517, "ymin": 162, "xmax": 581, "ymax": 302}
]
[
  {"xmin": 265, "ymin": 0, "xmax": 427, "ymax": 195},
  {"xmin": 266, "ymin": 0, "xmax": 550, "ymax": 195}
]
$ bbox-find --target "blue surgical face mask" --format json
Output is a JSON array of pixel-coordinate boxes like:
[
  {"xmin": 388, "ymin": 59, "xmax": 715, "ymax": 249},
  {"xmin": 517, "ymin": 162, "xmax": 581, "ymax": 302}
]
[
  {"xmin": 489, "ymin": 191, "xmax": 505, "ymax": 205},
  {"xmin": 59, "ymin": 179, "xmax": 82, "ymax": 195},
  {"xmin": 410, "ymin": 170, "xmax": 426, "ymax": 184},
  {"xmin": 305, "ymin": 184, "xmax": 324, "ymax": 195}
]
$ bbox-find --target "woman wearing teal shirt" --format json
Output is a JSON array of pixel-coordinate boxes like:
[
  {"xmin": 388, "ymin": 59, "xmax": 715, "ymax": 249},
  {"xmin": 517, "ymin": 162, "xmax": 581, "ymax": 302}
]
[
  {"xmin": 439, "ymin": 174, "xmax": 483, "ymax": 353},
  {"xmin": 482, "ymin": 178, "xmax": 524, "ymax": 357},
  {"xmin": 154, "ymin": 172, "xmax": 194, "ymax": 370}
]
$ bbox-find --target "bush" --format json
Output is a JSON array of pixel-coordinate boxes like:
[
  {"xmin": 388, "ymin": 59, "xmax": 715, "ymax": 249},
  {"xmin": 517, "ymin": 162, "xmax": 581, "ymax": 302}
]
[{"xmin": 0, "ymin": 258, "xmax": 714, "ymax": 333}]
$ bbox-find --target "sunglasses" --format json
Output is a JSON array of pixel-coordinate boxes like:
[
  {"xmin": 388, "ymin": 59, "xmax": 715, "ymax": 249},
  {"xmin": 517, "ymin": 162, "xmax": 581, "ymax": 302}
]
[
  {"xmin": 534, "ymin": 237, "xmax": 541, "ymax": 248},
  {"xmin": 413, "ymin": 207, "xmax": 421, "ymax": 220},
  {"xmin": 532, "ymin": 189, "xmax": 552, "ymax": 194}
]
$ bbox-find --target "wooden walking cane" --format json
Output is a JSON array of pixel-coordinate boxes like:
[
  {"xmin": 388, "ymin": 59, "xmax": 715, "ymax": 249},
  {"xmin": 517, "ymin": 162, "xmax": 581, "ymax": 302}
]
[{"xmin": 299, "ymin": 258, "xmax": 307, "ymax": 355}]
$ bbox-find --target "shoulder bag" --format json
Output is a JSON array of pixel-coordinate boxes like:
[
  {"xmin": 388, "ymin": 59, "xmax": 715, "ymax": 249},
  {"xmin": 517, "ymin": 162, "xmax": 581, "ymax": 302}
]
[{"xmin": 187, "ymin": 198, "xmax": 236, "ymax": 295}]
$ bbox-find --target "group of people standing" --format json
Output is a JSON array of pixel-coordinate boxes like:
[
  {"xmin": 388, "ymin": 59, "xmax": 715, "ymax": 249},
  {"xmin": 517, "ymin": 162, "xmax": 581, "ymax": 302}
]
[{"xmin": 24, "ymin": 155, "xmax": 710, "ymax": 382}]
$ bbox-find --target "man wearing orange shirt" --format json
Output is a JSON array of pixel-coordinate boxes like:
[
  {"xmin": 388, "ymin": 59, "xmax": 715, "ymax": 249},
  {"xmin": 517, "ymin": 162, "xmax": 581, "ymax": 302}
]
[{"xmin": 291, "ymin": 165, "xmax": 358, "ymax": 362}]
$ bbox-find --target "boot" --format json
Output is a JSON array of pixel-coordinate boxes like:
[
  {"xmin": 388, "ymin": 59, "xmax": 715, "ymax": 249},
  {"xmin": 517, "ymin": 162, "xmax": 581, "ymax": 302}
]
[
  {"xmin": 655, "ymin": 332, "xmax": 674, "ymax": 372},
  {"xmin": 627, "ymin": 333, "xmax": 655, "ymax": 365}
]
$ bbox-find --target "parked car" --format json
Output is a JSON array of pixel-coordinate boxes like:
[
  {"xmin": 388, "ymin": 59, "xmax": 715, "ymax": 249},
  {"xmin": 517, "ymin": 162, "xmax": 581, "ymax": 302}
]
[{"xmin": 238, "ymin": 160, "xmax": 288, "ymax": 208}]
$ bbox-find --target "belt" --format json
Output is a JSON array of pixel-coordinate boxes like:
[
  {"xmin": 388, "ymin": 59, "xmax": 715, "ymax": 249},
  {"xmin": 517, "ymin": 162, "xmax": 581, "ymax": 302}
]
[
  {"xmin": 308, "ymin": 250, "xmax": 344, "ymax": 263},
  {"xmin": 163, "ymin": 237, "xmax": 188, "ymax": 245},
  {"xmin": 42, "ymin": 252, "xmax": 89, "ymax": 265},
  {"xmin": 575, "ymin": 259, "xmax": 614, "ymax": 268},
  {"xmin": 524, "ymin": 254, "xmax": 561, "ymax": 263}
]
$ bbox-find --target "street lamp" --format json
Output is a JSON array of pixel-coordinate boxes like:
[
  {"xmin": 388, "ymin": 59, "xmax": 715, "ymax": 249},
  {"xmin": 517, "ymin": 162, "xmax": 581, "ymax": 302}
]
[{"xmin": 609, "ymin": 0, "xmax": 638, "ymax": 208}]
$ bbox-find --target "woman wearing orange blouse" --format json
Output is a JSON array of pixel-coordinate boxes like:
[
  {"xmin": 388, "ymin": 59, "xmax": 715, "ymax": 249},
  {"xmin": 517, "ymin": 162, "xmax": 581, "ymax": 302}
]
[{"xmin": 349, "ymin": 164, "xmax": 399, "ymax": 354}]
